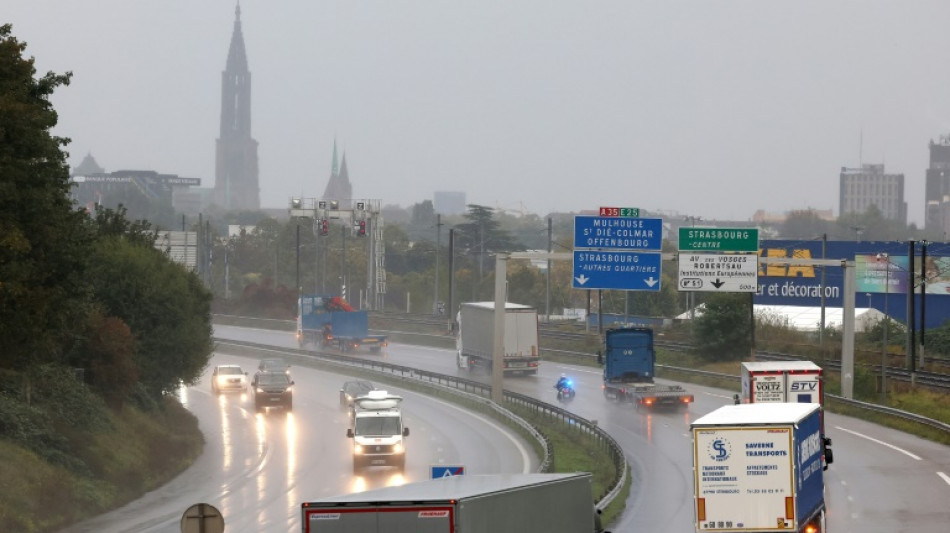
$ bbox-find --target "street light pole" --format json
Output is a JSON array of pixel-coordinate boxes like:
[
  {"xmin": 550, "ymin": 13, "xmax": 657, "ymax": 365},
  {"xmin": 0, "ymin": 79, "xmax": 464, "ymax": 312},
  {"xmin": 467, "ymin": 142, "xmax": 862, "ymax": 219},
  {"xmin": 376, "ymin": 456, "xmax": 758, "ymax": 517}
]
[
  {"xmin": 434, "ymin": 214, "xmax": 442, "ymax": 315},
  {"xmin": 876, "ymin": 252, "xmax": 889, "ymax": 403}
]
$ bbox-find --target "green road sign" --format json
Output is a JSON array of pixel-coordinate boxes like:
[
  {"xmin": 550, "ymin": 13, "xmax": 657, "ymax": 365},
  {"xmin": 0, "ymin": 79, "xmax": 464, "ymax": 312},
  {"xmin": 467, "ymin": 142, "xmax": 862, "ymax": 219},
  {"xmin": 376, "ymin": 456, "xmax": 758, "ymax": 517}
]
[{"xmin": 678, "ymin": 227, "xmax": 759, "ymax": 252}]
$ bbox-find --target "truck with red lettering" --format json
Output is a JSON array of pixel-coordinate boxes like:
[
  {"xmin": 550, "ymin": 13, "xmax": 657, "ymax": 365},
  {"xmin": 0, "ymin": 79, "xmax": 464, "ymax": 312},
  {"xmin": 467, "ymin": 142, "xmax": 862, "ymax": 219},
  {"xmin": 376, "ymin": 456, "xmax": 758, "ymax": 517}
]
[
  {"xmin": 300, "ymin": 473, "xmax": 596, "ymax": 533},
  {"xmin": 739, "ymin": 361, "xmax": 832, "ymax": 468},
  {"xmin": 691, "ymin": 403, "xmax": 826, "ymax": 533}
]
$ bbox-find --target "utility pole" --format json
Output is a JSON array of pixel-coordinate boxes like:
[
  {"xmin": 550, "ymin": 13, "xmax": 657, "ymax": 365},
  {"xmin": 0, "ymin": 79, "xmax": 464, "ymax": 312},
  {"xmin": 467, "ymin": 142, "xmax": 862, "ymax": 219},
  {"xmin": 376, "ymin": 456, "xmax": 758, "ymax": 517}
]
[
  {"xmin": 434, "ymin": 214, "xmax": 442, "ymax": 315},
  {"xmin": 546, "ymin": 217, "xmax": 552, "ymax": 323},
  {"xmin": 296, "ymin": 224, "xmax": 300, "ymax": 296},
  {"xmin": 341, "ymin": 224, "xmax": 347, "ymax": 300},
  {"xmin": 448, "ymin": 228, "xmax": 456, "ymax": 331}
]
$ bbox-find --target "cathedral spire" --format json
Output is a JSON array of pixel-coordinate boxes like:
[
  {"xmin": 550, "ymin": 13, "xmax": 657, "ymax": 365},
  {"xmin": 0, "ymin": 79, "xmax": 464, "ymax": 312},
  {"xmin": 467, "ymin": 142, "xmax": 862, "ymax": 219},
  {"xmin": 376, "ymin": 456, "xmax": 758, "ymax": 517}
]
[
  {"xmin": 226, "ymin": 1, "xmax": 248, "ymax": 73},
  {"xmin": 215, "ymin": 2, "xmax": 259, "ymax": 211},
  {"xmin": 331, "ymin": 138, "xmax": 340, "ymax": 177}
]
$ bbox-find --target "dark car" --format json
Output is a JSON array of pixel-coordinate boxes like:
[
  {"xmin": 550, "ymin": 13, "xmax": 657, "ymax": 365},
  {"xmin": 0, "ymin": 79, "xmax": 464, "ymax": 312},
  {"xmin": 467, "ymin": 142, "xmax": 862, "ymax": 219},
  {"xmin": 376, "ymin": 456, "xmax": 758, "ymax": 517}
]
[
  {"xmin": 211, "ymin": 364, "xmax": 248, "ymax": 394},
  {"xmin": 252, "ymin": 371, "xmax": 294, "ymax": 413},
  {"xmin": 340, "ymin": 380, "xmax": 377, "ymax": 411}
]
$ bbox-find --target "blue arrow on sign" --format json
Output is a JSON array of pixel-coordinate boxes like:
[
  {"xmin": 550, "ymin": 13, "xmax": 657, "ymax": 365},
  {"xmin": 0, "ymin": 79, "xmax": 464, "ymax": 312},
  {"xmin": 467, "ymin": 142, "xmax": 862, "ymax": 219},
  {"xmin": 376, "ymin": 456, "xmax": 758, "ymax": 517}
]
[
  {"xmin": 430, "ymin": 465, "xmax": 465, "ymax": 479},
  {"xmin": 572, "ymin": 250, "xmax": 662, "ymax": 291},
  {"xmin": 573, "ymin": 215, "xmax": 663, "ymax": 250}
]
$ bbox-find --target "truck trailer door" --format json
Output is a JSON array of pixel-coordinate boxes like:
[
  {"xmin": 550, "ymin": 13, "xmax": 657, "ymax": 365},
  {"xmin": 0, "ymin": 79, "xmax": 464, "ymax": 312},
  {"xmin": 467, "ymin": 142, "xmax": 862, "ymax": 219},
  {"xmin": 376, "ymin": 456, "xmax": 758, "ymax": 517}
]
[{"xmin": 787, "ymin": 373, "xmax": 821, "ymax": 404}]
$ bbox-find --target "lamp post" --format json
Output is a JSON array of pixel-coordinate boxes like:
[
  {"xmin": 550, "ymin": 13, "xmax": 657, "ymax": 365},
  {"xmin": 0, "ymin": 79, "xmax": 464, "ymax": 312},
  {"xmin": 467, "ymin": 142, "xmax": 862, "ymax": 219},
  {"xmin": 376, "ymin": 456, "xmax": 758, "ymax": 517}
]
[{"xmin": 876, "ymin": 252, "xmax": 889, "ymax": 402}]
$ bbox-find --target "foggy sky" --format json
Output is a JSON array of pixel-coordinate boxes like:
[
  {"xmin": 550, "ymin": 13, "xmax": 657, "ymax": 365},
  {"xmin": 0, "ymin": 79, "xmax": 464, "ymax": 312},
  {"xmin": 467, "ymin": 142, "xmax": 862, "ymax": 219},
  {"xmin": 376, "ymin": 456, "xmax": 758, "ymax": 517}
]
[{"xmin": 8, "ymin": 1, "xmax": 950, "ymax": 225}]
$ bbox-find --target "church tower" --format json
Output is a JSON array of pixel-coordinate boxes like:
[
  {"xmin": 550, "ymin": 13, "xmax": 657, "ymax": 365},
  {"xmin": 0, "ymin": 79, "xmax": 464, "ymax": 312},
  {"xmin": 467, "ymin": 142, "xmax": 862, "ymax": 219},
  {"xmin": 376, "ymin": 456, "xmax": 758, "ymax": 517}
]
[
  {"xmin": 214, "ymin": 2, "xmax": 260, "ymax": 211},
  {"xmin": 321, "ymin": 139, "xmax": 353, "ymax": 208}
]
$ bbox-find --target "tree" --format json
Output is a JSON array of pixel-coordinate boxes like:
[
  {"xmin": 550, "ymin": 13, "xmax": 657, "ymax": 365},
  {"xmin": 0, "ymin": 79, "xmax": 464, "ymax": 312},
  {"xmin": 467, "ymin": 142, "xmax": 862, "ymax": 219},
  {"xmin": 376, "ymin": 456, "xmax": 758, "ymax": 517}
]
[
  {"xmin": 0, "ymin": 24, "xmax": 94, "ymax": 372},
  {"xmin": 691, "ymin": 293, "xmax": 753, "ymax": 361},
  {"xmin": 780, "ymin": 210, "xmax": 834, "ymax": 240},
  {"xmin": 86, "ymin": 231, "xmax": 213, "ymax": 400}
]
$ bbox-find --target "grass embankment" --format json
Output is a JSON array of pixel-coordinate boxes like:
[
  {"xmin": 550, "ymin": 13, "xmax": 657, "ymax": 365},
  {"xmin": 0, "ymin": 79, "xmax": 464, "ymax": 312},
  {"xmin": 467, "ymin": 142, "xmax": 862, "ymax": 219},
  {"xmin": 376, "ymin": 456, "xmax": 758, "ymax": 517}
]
[{"xmin": 0, "ymin": 392, "xmax": 203, "ymax": 532}]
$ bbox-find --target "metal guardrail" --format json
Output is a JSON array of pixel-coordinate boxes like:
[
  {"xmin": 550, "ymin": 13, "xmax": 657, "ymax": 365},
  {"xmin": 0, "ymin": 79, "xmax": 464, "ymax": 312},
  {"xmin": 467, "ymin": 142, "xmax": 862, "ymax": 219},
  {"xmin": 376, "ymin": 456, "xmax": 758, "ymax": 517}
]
[{"xmin": 212, "ymin": 336, "xmax": 628, "ymax": 508}]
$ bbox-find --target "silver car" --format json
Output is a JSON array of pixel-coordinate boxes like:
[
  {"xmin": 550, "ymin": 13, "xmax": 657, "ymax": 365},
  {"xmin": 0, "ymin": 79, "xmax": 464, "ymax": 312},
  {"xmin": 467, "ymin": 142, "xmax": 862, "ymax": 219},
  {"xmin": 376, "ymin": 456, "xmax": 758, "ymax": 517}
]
[{"xmin": 211, "ymin": 365, "xmax": 248, "ymax": 394}]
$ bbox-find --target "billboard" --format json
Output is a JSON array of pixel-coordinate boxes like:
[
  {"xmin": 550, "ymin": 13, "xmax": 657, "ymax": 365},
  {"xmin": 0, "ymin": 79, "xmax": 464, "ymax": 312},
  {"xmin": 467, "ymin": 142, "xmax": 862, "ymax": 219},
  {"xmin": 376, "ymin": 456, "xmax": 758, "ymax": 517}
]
[{"xmin": 755, "ymin": 240, "xmax": 950, "ymax": 328}]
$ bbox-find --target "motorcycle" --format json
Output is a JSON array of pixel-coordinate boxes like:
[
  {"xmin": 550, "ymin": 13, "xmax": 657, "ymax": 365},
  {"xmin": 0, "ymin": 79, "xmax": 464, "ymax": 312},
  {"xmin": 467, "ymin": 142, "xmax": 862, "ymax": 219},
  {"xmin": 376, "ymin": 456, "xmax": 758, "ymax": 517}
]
[{"xmin": 556, "ymin": 379, "xmax": 576, "ymax": 402}]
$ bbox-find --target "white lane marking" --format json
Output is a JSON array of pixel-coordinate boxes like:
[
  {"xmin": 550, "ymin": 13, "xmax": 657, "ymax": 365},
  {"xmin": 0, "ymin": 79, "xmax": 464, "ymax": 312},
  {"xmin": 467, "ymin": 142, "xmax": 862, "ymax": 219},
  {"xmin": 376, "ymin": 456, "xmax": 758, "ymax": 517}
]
[
  {"xmin": 704, "ymin": 392, "xmax": 734, "ymax": 400},
  {"xmin": 938, "ymin": 472, "xmax": 950, "ymax": 486},
  {"xmin": 834, "ymin": 426, "xmax": 922, "ymax": 460},
  {"xmin": 555, "ymin": 365, "xmax": 601, "ymax": 376},
  {"xmin": 423, "ymin": 394, "xmax": 533, "ymax": 474}
]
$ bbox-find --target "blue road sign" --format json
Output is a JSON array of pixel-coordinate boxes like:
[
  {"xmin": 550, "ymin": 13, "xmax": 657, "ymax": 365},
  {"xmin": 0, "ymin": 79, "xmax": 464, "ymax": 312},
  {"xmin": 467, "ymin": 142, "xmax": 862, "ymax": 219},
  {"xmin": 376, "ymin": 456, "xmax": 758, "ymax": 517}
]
[
  {"xmin": 572, "ymin": 250, "xmax": 662, "ymax": 291},
  {"xmin": 573, "ymin": 215, "xmax": 663, "ymax": 250},
  {"xmin": 431, "ymin": 465, "xmax": 465, "ymax": 479}
]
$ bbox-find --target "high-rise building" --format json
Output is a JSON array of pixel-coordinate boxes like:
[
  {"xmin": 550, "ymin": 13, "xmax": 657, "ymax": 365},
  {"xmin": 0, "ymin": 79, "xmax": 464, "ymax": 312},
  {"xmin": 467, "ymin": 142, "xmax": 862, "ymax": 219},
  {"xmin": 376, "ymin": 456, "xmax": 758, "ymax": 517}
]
[
  {"xmin": 925, "ymin": 135, "xmax": 950, "ymax": 234},
  {"xmin": 321, "ymin": 140, "xmax": 353, "ymax": 209},
  {"xmin": 214, "ymin": 3, "xmax": 260, "ymax": 211},
  {"xmin": 838, "ymin": 164, "xmax": 906, "ymax": 224}
]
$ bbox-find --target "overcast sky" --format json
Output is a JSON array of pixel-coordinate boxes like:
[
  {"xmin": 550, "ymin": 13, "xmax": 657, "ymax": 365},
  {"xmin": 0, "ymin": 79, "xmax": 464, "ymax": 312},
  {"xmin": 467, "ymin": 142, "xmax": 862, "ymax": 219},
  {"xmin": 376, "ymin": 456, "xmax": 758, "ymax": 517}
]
[{"xmin": 8, "ymin": 1, "xmax": 950, "ymax": 224}]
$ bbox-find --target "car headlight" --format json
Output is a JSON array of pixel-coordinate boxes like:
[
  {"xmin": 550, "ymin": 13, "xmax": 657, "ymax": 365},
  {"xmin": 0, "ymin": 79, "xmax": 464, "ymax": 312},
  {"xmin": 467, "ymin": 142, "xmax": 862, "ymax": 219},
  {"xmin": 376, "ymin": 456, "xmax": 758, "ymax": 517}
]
[
  {"xmin": 354, "ymin": 444, "xmax": 363, "ymax": 454},
  {"xmin": 256, "ymin": 387, "xmax": 265, "ymax": 393},
  {"xmin": 393, "ymin": 443, "xmax": 404, "ymax": 454}
]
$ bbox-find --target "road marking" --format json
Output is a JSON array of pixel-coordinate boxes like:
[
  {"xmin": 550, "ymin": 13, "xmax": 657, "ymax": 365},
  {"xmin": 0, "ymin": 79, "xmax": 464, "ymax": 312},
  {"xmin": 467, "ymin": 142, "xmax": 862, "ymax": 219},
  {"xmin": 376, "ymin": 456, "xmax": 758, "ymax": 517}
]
[
  {"xmin": 834, "ymin": 426, "xmax": 922, "ymax": 460},
  {"xmin": 938, "ymin": 472, "xmax": 950, "ymax": 486},
  {"xmin": 555, "ymin": 365, "xmax": 601, "ymax": 376},
  {"xmin": 423, "ymin": 393, "xmax": 533, "ymax": 474}
]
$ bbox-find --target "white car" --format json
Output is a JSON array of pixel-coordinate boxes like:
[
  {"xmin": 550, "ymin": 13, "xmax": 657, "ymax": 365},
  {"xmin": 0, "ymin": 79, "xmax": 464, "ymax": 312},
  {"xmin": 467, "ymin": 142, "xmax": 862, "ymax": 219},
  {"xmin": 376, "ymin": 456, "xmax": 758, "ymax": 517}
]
[{"xmin": 211, "ymin": 364, "xmax": 248, "ymax": 394}]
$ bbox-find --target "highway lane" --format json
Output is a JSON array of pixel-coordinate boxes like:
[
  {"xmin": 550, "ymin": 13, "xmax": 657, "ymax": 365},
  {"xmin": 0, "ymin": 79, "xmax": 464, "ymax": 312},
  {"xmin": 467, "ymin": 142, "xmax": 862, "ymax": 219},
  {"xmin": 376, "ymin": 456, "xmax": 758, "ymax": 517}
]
[
  {"xmin": 63, "ymin": 347, "xmax": 534, "ymax": 532},
  {"xmin": 212, "ymin": 325, "xmax": 950, "ymax": 532}
]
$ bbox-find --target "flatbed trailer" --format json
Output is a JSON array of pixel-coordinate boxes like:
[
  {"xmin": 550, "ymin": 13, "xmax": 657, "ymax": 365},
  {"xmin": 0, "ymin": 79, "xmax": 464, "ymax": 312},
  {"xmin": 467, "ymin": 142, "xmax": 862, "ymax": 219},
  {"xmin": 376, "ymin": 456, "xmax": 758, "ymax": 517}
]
[{"xmin": 602, "ymin": 327, "xmax": 693, "ymax": 410}]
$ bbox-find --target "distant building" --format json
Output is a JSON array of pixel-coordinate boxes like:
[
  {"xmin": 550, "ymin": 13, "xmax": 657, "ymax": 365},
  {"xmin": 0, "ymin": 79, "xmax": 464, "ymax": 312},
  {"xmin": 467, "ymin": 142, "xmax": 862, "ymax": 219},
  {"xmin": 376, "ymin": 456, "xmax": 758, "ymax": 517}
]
[
  {"xmin": 925, "ymin": 135, "xmax": 950, "ymax": 234},
  {"xmin": 434, "ymin": 191, "xmax": 466, "ymax": 215},
  {"xmin": 214, "ymin": 3, "xmax": 260, "ymax": 211},
  {"xmin": 838, "ymin": 163, "xmax": 906, "ymax": 224},
  {"xmin": 321, "ymin": 140, "xmax": 353, "ymax": 209},
  {"xmin": 70, "ymin": 169, "xmax": 201, "ymax": 214},
  {"xmin": 72, "ymin": 153, "xmax": 104, "ymax": 176}
]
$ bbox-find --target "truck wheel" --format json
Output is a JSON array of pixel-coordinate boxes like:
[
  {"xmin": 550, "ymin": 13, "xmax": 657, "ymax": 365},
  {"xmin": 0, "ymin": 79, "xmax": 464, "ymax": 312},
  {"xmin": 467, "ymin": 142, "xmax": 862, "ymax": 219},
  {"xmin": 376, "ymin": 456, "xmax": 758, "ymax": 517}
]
[
  {"xmin": 352, "ymin": 458, "xmax": 363, "ymax": 474},
  {"xmin": 397, "ymin": 456, "xmax": 406, "ymax": 472}
]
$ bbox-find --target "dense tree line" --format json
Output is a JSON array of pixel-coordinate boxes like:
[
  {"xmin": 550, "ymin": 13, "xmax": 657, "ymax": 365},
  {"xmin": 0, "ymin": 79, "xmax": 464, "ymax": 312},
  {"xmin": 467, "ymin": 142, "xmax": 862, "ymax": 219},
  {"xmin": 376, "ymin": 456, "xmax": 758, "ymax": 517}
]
[{"xmin": 0, "ymin": 23, "xmax": 213, "ymax": 409}]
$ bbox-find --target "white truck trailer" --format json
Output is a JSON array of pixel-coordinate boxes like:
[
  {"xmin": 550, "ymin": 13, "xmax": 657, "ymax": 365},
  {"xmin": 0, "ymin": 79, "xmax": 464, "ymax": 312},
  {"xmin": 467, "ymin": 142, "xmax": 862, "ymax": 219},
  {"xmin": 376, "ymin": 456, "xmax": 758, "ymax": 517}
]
[
  {"xmin": 739, "ymin": 361, "xmax": 832, "ymax": 468},
  {"xmin": 300, "ymin": 473, "xmax": 596, "ymax": 533},
  {"xmin": 456, "ymin": 301, "xmax": 541, "ymax": 375},
  {"xmin": 691, "ymin": 403, "xmax": 826, "ymax": 533},
  {"xmin": 739, "ymin": 361, "xmax": 823, "ymax": 406}
]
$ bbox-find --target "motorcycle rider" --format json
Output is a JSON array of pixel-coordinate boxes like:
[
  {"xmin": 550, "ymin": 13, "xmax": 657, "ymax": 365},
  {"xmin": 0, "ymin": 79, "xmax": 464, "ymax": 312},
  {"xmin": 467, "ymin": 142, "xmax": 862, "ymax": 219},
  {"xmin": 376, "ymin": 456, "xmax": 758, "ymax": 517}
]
[{"xmin": 555, "ymin": 373, "xmax": 571, "ymax": 392}]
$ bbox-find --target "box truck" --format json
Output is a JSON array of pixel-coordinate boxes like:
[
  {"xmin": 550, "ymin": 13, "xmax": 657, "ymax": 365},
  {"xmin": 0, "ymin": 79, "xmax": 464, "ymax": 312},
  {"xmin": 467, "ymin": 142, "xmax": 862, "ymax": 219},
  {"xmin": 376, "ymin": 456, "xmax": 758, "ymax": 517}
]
[
  {"xmin": 691, "ymin": 403, "xmax": 826, "ymax": 532},
  {"xmin": 456, "ymin": 302, "xmax": 541, "ymax": 375},
  {"xmin": 300, "ymin": 473, "xmax": 596, "ymax": 533},
  {"xmin": 739, "ymin": 361, "xmax": 832, "ymax": 468}
]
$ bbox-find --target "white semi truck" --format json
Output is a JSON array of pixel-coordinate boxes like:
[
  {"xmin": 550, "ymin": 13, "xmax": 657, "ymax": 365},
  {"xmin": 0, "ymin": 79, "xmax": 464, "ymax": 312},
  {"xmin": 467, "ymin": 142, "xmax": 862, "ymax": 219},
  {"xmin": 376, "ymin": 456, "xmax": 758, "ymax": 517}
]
[
  {"xmin": 738, "ymin": 361, "xmax": 832, "ymax": 468},
  {"xmin": 691, "ymin": 403, "xmax": 826, "ymax": 533},
  {"xmin": 456, "ymin": 301, "xmax": 541, "ymax": 376},
  {"xmin": 346, "ymin": 391, "xmax": 409, "ymax": 473},
  {"xmin": 300, "ymin": 473, "xmax": 597, "ymax": 533}
]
